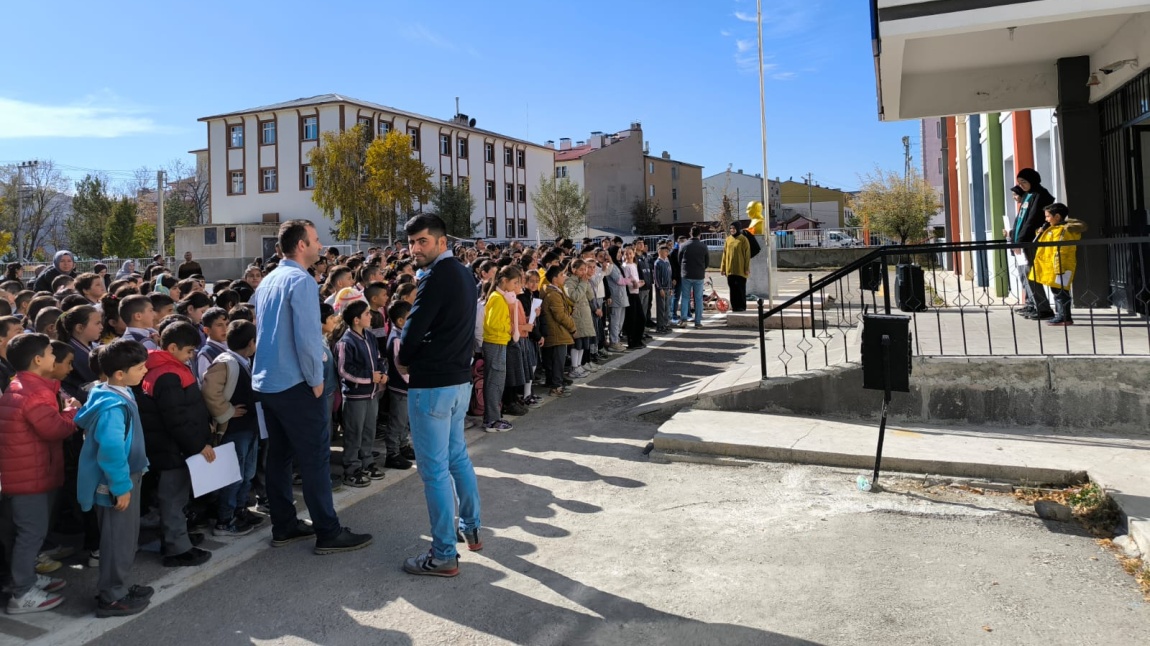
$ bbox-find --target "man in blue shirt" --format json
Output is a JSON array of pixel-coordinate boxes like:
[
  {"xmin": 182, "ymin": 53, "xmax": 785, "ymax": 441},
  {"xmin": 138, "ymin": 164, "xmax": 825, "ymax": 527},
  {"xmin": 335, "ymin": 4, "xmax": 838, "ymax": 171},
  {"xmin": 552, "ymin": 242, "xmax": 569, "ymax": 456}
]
[{"xmin": 253, "ymin": 219, "xmax": 371, "ymax": 555}]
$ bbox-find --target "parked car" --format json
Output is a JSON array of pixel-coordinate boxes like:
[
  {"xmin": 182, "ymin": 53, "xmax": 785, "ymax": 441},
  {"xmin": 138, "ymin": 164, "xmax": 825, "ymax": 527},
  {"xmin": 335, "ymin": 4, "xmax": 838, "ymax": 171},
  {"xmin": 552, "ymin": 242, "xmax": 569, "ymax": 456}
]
[{"xmin": 824, "ymin": 230, "xmax": 862, "ymax": 248}]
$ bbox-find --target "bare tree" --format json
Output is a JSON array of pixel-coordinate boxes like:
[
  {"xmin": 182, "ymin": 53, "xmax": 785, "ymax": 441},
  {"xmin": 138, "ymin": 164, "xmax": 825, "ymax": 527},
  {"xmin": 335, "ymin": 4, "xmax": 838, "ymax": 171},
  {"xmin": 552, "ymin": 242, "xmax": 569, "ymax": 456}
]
[
  {"xmin": 0, "ymin": 161, "xmax": 72, "ymax": 260},
  {"xmin": 165, "ymin": 157, "xmax": 210, "ymax": 225}
]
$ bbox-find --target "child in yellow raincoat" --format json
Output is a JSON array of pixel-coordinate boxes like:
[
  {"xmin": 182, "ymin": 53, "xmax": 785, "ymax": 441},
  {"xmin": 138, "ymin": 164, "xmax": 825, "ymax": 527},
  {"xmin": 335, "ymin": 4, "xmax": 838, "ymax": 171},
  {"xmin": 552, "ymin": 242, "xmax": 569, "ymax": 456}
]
[{"xmin": 1029, "ymin": 203, "xmax": 1087, "ymax": 326}]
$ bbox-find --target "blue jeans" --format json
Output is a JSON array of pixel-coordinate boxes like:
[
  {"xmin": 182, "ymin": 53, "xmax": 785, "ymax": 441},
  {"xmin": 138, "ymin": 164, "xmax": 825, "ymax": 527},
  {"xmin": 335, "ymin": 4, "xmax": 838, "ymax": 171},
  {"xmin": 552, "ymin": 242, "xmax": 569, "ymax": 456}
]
[
  {"xmin": 671, "ymin": 281, "xmax": 684, "ymax": 320},
  {"xmin": 681, "ymin": 278, "xmax": 705, "ymax": 325},
  {"xmin": 217, "ymin": 428, "xmax": 258, "ymax": 521},
  {"xmin": 408, "ymin": 383, "xmax": 480, "ymax": 560},
  {"xmin": 261, "ymin": 382, "xmax": 341, "ymax": 540}
]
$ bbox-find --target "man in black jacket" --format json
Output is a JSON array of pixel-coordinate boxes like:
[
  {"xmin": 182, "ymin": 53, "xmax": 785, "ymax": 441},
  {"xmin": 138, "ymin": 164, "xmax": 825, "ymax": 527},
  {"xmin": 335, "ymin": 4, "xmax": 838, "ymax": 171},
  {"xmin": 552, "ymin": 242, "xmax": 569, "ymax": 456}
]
[
  {"xmin": 1010, "ymin": 168, "xmax": 1056, "ymax": 319},
  {"xmin": 669, "ymin": 236, "xmax": 685, "ymax": 324},
  {"xmin": 678, "ymin": 227, "xmax": 709, "ymax": 328},
  {"xmin": 396, "ymin": 214, "xmax": 481, "ymax": 577}
]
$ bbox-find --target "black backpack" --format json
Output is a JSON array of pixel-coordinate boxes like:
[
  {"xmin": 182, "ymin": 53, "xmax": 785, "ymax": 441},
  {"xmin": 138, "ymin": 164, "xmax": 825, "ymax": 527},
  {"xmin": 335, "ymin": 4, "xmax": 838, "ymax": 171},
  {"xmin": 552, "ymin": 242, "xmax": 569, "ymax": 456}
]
[{"xmin": 742, "ymin": 230, "xmax": 762, "ymax": 258}]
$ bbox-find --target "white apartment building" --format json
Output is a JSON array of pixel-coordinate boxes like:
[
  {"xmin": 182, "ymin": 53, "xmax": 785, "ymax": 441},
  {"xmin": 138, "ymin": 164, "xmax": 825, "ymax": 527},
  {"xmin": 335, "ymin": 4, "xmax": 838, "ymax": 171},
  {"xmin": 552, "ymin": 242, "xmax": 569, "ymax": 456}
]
[
  {"xmin": 197, "ymin": 94, "xmax": 554, "ymax": 245},
  {"xmin": 702, "ymin": 169, "xmax": 780, "ymax": 224}
]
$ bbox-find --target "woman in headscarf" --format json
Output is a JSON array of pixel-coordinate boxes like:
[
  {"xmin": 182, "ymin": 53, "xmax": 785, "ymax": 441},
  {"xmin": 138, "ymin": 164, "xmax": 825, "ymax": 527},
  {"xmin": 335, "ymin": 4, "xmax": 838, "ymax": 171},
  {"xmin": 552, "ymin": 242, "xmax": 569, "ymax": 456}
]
[
  {"xmin": 3, "ymin": 262, "xmax": 23, "ymax": 288},
  {"xmin": 32, "ymin": 250, "xmax": 76, "ymax": 293},
  {"xmin": 720, "ymin": 223, "xmax": 751, "ymax": 312},
  {"xmin": 115, "ymin": 260, "xmax": 136, "ymax": 280},
  {"xmin": 1011, "ymin": 168, "xmax": 1056, "ymax": 320}
]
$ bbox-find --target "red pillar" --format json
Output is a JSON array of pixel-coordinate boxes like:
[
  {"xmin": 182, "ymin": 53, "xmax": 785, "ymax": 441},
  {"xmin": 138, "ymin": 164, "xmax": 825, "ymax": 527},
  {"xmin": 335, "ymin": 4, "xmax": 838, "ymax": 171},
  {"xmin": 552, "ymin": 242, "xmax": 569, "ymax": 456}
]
[
  {"xmin": 945, "ymin": 116, "xmax": 961, "ymax": 274},
  {"xmin": 1013, "ymin": 110, "xmax": 1035, "ymax": 174}
]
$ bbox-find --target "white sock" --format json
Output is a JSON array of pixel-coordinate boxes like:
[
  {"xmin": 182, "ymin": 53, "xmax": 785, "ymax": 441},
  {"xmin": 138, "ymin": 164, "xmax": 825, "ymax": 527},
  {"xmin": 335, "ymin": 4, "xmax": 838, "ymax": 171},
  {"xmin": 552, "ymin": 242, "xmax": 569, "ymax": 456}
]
[
  {"xmin": 524, "ymin": 382, "xmax": 533, "ymax": 397},
  {"xmin": 570, "ymin": 348, "xmax": 583, "ymax": 368}
]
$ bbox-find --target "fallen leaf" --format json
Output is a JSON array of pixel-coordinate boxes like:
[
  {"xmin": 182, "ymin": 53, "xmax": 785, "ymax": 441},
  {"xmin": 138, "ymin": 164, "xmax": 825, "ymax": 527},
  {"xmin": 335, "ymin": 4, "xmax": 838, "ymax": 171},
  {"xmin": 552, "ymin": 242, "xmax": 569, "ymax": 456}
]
[{"xmin": 982, "ymin": 626, "xmax": 993, "ymax": 632}]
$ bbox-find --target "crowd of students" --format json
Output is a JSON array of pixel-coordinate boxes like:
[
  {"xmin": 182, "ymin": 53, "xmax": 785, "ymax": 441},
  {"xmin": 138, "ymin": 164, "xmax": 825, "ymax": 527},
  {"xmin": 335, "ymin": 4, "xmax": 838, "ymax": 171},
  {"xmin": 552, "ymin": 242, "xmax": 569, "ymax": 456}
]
[{"xmin": 0, "ymin": 225, "xmax": 715, "ymax": 618}]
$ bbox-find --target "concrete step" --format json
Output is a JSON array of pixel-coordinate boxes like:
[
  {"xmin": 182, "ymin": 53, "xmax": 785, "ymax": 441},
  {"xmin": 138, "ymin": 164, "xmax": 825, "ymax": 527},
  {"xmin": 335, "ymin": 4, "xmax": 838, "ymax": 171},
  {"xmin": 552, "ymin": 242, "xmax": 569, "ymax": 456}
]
[
  {"xmin": 726, "ymin": 311, "xmax": 814, "ymax": 329},
  {"xmin": 652, "ymin": 409, "xmax": 1150, "ymax": 556}
]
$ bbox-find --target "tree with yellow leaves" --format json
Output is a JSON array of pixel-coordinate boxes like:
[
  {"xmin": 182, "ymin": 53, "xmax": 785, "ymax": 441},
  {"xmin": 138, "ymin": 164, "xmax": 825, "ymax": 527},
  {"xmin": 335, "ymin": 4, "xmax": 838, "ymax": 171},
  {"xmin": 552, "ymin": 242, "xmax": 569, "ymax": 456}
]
[
  {"xmin": 850, "ymin": 166, "xmax": 940, "ymax": 245},
  {"xmin": 364, "ymin": 129, "xmax": 434, "ymax": 242}
]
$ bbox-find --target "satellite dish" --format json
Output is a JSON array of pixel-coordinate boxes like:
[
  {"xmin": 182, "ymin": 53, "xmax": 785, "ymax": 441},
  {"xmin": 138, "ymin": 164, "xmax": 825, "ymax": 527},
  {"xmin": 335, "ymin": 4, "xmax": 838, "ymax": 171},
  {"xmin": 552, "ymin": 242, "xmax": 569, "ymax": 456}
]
[{"xmin": 469, "ymin": 118, "xmax": 476, "ymax": 127}]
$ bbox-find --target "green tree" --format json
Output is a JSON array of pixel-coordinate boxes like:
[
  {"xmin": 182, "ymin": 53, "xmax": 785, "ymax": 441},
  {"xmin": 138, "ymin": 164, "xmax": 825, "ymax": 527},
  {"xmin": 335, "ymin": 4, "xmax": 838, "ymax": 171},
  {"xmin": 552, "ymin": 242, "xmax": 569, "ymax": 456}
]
[
  {"xmin": 133, "ymin": 221, "xmax": 157, "ymax": 257},
  {"xmin": 103, "ymin": 198, "xmax": 140, "ymax": 257},
  {"xmin": 631, "ymin": 198, "xmax": 662, "ymax": 235},
  {"xmin": 68, "ymin": 174, "xmax": 114, "ymax": 258},
  {"xmin": 364, "ymin": 130, "xmax": 435, "ymax": 242},
  {"xmin": 432, "ymin": 182, "xmax": 479, "ymax": 238},
  {"xmin": 0, "ymin": 231, "xmax": 12, "ymax": 259},
  {"xmin": 530, "ymin": 174, "xmax": 588, "ymax": 240},
  {"xmin": 162, "ymin": 196, "xmax": 199, "ymax": 254},
  {"xmin": 850, "ymin": 166, "xmax": 939, "ymax": 245}
]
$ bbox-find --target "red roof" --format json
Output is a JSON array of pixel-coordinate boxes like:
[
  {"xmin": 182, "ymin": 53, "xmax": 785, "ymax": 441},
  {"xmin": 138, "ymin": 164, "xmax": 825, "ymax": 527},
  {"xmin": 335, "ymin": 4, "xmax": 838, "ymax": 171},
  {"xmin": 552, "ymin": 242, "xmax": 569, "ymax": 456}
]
[{"xmin": 555, "ymin": 145, "xmax": 593, "ymax": 162}]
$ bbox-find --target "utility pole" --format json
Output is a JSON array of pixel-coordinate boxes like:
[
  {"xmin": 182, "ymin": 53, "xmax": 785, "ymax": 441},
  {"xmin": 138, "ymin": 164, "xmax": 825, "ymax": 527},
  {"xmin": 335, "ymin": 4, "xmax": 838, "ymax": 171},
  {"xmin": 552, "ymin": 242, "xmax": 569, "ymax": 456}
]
[
  {"xmin": 156, "ymin": 170, "xmax": 165, "ymax": 256},
  {"xmin": 805, "ymin": 172, "xmax": 814, "ymax": 222},
  {"xmin": 15, "ymin": 160, "xmax": 38, "ymax": 260},
  {"xmin": 902, "ymin": 136, "xmax": 912, "ymax": 185}
]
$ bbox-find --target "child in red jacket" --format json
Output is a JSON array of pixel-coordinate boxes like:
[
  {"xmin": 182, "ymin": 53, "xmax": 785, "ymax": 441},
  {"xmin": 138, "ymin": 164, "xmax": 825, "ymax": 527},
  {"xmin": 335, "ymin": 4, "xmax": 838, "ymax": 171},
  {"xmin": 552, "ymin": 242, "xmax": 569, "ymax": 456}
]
[{"xmin": 0, "ymin": 333, "xmax": 79, "ymax": 614}]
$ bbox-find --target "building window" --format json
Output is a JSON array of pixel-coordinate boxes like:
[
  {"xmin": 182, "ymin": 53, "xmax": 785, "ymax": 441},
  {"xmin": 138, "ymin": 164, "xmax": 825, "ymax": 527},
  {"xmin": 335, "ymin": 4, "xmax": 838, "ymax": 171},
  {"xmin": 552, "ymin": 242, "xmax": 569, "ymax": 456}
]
[
  {"xmin": 204, "ymin": 228, "xmax": 217, "ymax": 245},
  {"xmin": 506, "ymin": 219, "xmax": 515, "ymax": 237},
  {"xmin": 457, "ymin": 136, "xmax": 468, "ymax": 159},
  {"xmin": 649, "ymin": 162, "xmax": 654, "ymax": 174},
  {"xmin": 357, "ymin": 117, "xmax": 372, "ymax": 143},
  {"xmin": 649, "ymin": 184, "xmax": 655, "ymax": 198},
  {"xmin": 301, "ymin": 164, "xmax": 315, "ymax": 190},
  {"xmin": 261, "ymin": 120, "xmax": 276, "ymax": 145},
  {"xmin": 225, "ymin": 226, "xmax": 237, "ymax": 243},
  {"xmin": 440, "ymin": 134, "xmax": 451, "ymax": 156},
  {"xmin": 556, "ymin": 165, "xmax": 567, "ymax": 179},
  {"xmin": 937, "ymin": 120, "xmax": 943, "ymax": 138},
  {"xmin": 516, "ymin": 149, "xmax": 525, "ymax": 168},
  {"xmin": 460, "ymin": 176, "xmax": 470, "ymax": 191},
  {"xmin": 672, "ymin": 209, "xmax": 678, "ymax": 222},
  {"xmin": 261, "ymin": 168, "xmax": 278, "ymax": 192},
  {"xmin": 484, "ymin": 143, "xmax": 495, "ymax": 163},
  {"xmin": 358, "ymin": 116, "xmax": 371, "ymax": 130},
  {"xmin": 441, "ymin": 174, "xmax": 452, "ymax": 188},
  {"xmin": 408, "ymin": 127, "xmax": 421, "ymax": 151},
  {"xmin": 505, "ymin": 182, "xmax": 514, "ymax": 201},
  {"xmin": 379, "ymin": 121, "xmax": 392, "ymax": 136},
  {"xmin": 229, "ymin": 124, "xmax": 244, "ymax": 148},
  {"xmin": 518, "ymin": 220, "xmax": 527, "ymax": 238},
  {"xmin": 939, "ymin": 158, "xmax": 944, "ymax": 174},
  {"xmin": 485, "ymin": 180, "xmax": 495, "ymax": 200},
  {"xmin": 504, "ymin": 146, "xmax": 514, "ymax": 166},
  {"xmin": 229, "ymin": 171, "xmax": 244, "ymax": 195},
  {"xmin": 302, "ymin": 116, "xmax": 318, "ymax": 141},
  {"xmin": 517, "ymin": 184, "xmax": 526, "ymax": 203},
  {"xmin": 486, "ymin": 218, "xmax": 496, "ymax": 237},
  {"xmin": 672, "ymin": 188, "xmax": 678, "ymax": 200},
  {"xmin": 671, "ymin": 166, "xmax": 678, "ymax": 180}
]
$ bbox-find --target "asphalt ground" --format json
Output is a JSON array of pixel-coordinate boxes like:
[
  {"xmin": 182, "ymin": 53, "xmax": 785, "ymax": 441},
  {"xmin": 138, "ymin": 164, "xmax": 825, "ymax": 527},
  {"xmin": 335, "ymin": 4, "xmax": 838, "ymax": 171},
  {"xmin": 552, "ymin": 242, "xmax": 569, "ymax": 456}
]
[{"xmin": 82, "ymin": 321, "xmax": 1149, "ymax": 646}]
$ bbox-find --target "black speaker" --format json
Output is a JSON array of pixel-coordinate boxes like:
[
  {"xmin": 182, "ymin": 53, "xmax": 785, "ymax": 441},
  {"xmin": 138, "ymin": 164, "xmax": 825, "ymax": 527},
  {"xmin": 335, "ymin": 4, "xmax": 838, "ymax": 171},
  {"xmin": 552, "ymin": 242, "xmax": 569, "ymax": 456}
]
[
  {"xmin": 895, "ymin": 263, "xmax": 928, "ymax": 312},
  {"xmin": 861, "ymin": 314, "xmax": 912, "ymax": 392},
  {"xmin": 859, "ymin": 260, "xmax": 883, "ymax": 291}
]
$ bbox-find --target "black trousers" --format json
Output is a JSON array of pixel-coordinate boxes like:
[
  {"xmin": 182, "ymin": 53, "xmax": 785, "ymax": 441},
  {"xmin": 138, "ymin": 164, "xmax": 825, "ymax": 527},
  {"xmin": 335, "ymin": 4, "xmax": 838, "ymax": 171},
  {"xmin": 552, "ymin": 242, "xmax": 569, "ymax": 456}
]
[
  {"xmin": 625, "ymin": 293, "xmax": 645, "ymax": 347},
  {"xmin": 727, "ymin": 275, "xmax": 747, "ymax": 312}
]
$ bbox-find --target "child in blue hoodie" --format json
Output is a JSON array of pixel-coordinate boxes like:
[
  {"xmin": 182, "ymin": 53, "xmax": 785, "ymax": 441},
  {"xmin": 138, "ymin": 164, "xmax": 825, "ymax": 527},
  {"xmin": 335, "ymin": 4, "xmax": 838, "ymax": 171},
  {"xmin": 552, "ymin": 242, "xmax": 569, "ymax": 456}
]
[{"xmin": 75, "ymin": 339, "xmax": 154, "ymax": 618}]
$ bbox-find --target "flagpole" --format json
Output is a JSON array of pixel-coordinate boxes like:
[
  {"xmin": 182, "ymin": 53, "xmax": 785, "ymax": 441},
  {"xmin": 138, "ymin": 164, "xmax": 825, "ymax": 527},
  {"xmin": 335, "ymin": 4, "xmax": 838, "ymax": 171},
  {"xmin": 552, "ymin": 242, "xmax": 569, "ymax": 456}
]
[{"xmin": 757, "ymin": 0, "xmax": 776, "ymax": 308}]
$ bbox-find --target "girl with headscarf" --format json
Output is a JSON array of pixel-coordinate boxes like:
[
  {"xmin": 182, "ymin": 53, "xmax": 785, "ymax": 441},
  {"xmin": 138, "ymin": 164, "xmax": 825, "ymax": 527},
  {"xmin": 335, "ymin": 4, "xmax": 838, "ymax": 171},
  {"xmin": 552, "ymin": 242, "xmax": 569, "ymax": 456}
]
[
  {"xmin": 115, "ymin": 260, "xmax": 136, "ymax": 280},
  {"xmin": 1011, "ymin": 169, "xmax": 1056, "ymax": 319}
]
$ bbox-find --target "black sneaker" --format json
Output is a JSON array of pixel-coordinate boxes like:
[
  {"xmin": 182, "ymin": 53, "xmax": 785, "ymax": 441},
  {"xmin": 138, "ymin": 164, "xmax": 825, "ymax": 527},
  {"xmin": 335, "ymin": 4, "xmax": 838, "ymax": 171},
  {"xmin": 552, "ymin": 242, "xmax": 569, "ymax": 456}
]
[
  {"xmin": 343, "ymin": 470, "xmax": 371, "ymax": 488},
  {"xmin": 128, "ymin": 585, "xmax": 154, "ymax": 601},
  {"xmin": 364, "ymin": 464, "xmax": 387, "ymax": 480},
  {"xmin": 189, "ymin": 532, "xmax": 205, "ymax": 547},
  {"xmin": 291, "ymin": 473, "xmax": 304, "ymax": 486},
  {"xmin": 384, "ymin": 454, "xmax": 414, "ymax": 470},
  {"xmin": 461, "ymin": 528, "xmax": 483, "ymax": 551},
  {"xmin": 162, "ymin": 547, "xmax": 211, "ymax": 567},
  {"xmin": 314, "ymin": 527, "xmax": 373, "ymax": 555},
  {"xmin": 402, "ymin": 549, "xmax": 459, "ymax": 577},
  {"xmin": 330, "ymin": 474, "xmax": 345, "ymax": 492},
  {"xmin": 271, "ymin": 520, "xmax": 315, "ymax": 547},
  {"xmin": 96, "ymin": 593, "xmax": 149, "ymax": 618},
  {"xmin": 400, "ymin": 445, "xmax": 416, "ymax": 461},
  {"xmin": 213, "ymin": 520, "xmax": 255, "ymax": 537},
  {"xmin": 505, "ymin": 402, "xmax": 529, "ymax": 417},
  {"xmin": 236, "ymin": 509, "xmax": 265, "ymax": 528}
]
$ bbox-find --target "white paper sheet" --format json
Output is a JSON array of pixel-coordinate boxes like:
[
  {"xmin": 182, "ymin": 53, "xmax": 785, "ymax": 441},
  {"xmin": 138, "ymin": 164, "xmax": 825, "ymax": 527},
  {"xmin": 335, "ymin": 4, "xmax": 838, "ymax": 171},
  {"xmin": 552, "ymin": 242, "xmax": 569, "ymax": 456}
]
[
  {"xmin": 528, "ymin": 298, "xmax": 543, "ymax": 324},
  {"xmin": 186, "ymin": 441, "xmax": 241, "ymax": 498}
]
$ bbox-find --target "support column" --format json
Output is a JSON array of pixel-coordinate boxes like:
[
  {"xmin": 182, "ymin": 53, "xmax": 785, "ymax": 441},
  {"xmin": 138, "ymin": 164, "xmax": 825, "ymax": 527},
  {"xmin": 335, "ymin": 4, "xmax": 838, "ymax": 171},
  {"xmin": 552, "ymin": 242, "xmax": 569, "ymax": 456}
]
[
  {"xmin": 969, "ymin": 114, "xmax": 989, "ymax": 287},
  {"xmin": 1012, "ymin": 110, "xmax": 1035, "ymax": 174},
  {"xmin": 945, "ymin": 116, "xmax": 961, "ymax": 274},
  {"xmin": 987, "ymin": 113, "xmax": 1009, "ymax": 296},
  {"xmin": 956, "ymin": 116, "xmax": 974, "ymax": 280},
  {"xmin": 1056, "ymin": 56, "xmax": 1110, "ymax": 305}
]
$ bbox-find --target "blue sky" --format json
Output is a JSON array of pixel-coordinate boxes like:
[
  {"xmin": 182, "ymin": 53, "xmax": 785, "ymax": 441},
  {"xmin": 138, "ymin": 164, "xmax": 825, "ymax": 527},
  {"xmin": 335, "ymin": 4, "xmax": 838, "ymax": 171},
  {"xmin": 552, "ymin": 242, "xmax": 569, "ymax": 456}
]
[{"xmin": 0, "ymin": 0, "xmax": 917, "ymax": 193}]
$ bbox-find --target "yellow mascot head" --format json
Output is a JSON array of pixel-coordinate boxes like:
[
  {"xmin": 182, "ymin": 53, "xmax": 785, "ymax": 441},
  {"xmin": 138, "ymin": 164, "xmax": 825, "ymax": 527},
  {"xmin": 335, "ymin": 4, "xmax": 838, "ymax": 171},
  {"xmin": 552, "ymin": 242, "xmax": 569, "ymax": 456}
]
[{"xmin": 745, "ymin": 201, "xmax": 764, "ymax": 235}]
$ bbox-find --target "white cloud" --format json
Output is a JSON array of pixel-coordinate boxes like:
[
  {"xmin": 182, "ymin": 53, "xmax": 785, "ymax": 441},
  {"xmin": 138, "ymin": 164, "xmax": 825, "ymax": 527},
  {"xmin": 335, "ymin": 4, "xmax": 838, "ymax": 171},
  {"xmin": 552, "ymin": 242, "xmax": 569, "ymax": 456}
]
[
  {"xmin": 404, "ymin": 23, "xmax": 479, "ymax": 57},
  {"xmin": 736, "ymin": 38, "xmax": 755, "ymax": 53},
  {"xmin": 0, "ymin": 92, "xmax": 169, "ymax": 139},
  {"xmin": 720, "ymin": 29, "xmax": 731, "ymax": 37},
  {"xmin": 772, "ymin": 72, "xmax": 798, "ymax": 81}
]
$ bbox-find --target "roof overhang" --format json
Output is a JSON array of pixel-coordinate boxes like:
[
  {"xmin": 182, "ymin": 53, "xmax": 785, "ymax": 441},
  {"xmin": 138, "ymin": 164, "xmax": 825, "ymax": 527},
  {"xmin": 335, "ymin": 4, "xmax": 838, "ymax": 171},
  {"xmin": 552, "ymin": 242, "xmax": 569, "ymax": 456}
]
[{"xmin": 872, "ymin": 0, "xmax": 1150, "ymax": 120}]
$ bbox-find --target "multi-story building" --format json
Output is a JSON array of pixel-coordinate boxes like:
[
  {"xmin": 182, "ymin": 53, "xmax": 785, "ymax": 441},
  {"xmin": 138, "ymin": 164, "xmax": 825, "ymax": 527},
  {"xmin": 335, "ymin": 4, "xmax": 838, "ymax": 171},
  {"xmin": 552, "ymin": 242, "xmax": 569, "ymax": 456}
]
[
  {"xmin": 921, "ymin": 117, "xmax": 947, "ymax": 232},
  {"xmin": 702, "ymin": 169, "xmax": 781, "ymax": 226},
  {"xmin": 779, "ymin": 179, "xmax": 852, "ymax": 229},
  {"xmin": 549, "ymin": 123, "xmax": 703, "ymax": 233},
  {"xmin": 197, "ymin": 94, "xmax": 554, "ymax": 245}
]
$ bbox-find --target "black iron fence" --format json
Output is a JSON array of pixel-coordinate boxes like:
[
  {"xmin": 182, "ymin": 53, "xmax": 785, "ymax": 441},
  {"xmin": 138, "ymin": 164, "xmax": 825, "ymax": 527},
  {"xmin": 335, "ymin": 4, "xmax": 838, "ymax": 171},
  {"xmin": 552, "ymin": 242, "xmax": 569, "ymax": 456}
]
[{"xmin": 757, "ymin": 236, "xmax": 1150, "ymax": 379}]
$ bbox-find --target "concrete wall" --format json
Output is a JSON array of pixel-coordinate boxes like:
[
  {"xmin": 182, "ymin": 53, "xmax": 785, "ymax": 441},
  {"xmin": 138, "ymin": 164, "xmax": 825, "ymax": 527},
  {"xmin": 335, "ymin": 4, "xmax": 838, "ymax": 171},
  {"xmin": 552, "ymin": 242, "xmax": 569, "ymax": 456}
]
[{"xmin": 700, "ymin": 356, "xmax": 1150, "ymax": 433}]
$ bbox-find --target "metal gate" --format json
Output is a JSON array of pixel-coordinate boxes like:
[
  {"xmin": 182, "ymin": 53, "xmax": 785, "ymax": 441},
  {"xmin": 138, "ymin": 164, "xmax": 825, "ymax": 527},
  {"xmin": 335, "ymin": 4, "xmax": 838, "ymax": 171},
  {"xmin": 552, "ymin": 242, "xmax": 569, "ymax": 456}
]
[{"xmin": 1100, "ymin": 70, "xmax": 1150, "ymax": 313}]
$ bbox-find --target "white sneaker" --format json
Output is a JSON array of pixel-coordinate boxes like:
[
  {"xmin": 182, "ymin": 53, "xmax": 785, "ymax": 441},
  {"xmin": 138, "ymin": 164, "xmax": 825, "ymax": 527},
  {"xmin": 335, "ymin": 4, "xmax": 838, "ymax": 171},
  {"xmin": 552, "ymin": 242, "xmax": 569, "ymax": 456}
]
[
  {"xmin": 585, "ymin": 363, "xmax": 600, "ymax": 373},
  {"xmin": 7, "ymin": 587, "xmax": 64, "ymax": 614},
  {"xmin": 87, "ymin": 550, "xmax": 100, "ymax": 568},
  {"xmin": 570, "ymin": 368, "xmax": 588, "ymax": 379},
  {"xmin": 34, "ymin": 574, "xmax": 66, "ymax": 593}
]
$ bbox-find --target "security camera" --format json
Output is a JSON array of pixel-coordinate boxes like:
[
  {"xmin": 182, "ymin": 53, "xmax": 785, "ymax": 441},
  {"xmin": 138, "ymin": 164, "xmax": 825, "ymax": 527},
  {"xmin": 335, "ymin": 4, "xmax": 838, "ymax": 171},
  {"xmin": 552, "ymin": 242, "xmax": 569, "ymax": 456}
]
[{"xmin": 1100, "ymin": 59, "xmax": 1139, "ymax": 74}]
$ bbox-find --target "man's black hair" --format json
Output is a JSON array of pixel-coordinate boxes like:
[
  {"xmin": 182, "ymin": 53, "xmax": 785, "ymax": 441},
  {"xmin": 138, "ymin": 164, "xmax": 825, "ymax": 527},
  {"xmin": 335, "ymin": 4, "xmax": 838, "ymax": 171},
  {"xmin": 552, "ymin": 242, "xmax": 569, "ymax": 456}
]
[
  {"xmin": 202, "ymin": 307, "xmax": 229, "ymax": 329},
  {"xmin": 545, "ymin": 264, "xmax": 564, "ymax": 283},
  {"xmin": 363, "ymin": 281, "xmax": 388, "ymax": 303},
  {"xmin": 98, "ymin": 339, "xmax": 149, "ymax": 376},
  {"xmin": 387, "ymin": 300, "xmax": 411, "ymax": 326},
  {"xmin": 50, "ymin": 340, "xmax": 74, "ymax": 363},
  {"xmin": 404, "ymin": 213, "xmax": 447, "ymax": 238},
  {"xmin": 279, "ymin": 219, "xmax": 314, "ymax": 256},
  {"xmin": 159, "ymin": 320, "xmax": 200, "ymax": 350},
  {"xmin": 7, "ymin": 333, "xmax": 51, "ymax": 372},
  {"xmin": 342, "ymin": 300, "xmax": 371, "ymax": 327},
  {"xmin": 147, "ymin": 292, "xmax": 173, "ymax": 311},
  {"xmin": 226, "ymin": 319, "xmax": 257, "ymax": 351},
  {"xmin": 214, "ymin": 289, "xmax": 240, "ymax": 312},
  {"xmin": 228, "ymin": 304, "xmax": 255, "ymax": 322}
]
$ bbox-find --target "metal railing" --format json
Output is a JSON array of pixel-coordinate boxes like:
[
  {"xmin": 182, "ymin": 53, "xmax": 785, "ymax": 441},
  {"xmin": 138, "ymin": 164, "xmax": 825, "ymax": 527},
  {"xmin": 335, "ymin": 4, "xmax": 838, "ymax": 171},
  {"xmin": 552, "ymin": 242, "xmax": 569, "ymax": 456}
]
[{"xmin": 756, "ymin": 236, "xmax": 1150, "ymax": 379}]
